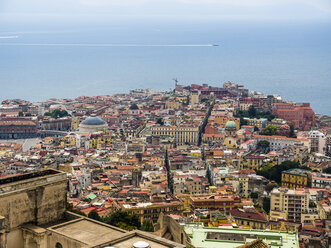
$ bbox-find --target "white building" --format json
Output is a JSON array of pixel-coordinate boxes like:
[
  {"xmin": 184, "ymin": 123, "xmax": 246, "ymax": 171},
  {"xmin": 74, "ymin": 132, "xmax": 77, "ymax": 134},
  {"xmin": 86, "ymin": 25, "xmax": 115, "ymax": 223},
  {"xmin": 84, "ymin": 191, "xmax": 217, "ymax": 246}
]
[{"xmin": 309, "ymin": 130, "xmax": 326, "ymax": 154}]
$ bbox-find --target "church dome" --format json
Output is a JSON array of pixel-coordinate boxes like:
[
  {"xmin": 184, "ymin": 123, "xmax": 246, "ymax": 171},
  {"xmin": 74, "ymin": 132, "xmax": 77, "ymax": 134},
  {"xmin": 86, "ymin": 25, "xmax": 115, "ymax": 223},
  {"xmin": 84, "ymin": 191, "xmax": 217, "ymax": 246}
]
[
  {"xmin": 78, "ymin": 114, "xmax": 108, "ymax": 133},
  {"xmin": 80, "ymin": 114, "xmax": 106, "ymax": 126},
  {"xmin": 225, "ymin": 120, "xmax": 236, "ymax": 129}
]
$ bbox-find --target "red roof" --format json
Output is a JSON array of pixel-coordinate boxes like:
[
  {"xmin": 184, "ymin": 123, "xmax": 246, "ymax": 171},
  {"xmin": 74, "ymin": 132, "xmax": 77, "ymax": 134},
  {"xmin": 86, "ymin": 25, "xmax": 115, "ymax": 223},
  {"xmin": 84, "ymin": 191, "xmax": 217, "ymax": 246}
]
[{"xmin": 230, "ymin": 208, "xmax": 267, "ymax": 222}]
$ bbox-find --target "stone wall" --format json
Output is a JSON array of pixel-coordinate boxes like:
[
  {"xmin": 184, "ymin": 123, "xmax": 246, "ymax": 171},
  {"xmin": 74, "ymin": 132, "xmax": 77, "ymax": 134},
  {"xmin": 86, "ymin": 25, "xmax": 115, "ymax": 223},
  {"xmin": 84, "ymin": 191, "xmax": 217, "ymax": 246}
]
[
  {"xmin": 0, "ymin": 170, "xmax": 67, "ymax": 230},
  {"xmin": 156, "ymin": 213, "xmax": 191, "ymax": 247}
]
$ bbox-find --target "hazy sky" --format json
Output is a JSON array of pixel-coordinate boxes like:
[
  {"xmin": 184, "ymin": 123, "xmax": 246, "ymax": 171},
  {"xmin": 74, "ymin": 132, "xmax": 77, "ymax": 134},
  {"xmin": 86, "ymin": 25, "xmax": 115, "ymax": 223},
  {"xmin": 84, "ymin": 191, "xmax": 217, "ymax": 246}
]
[{"xmin": 1, "ymin": 0, "xmax": 331, "ymax": 24}]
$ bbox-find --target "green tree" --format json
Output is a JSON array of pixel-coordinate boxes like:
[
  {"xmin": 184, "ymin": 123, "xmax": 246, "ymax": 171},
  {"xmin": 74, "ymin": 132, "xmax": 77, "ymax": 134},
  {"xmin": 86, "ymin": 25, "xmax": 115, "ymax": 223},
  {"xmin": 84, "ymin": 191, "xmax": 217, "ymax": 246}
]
[
  {"xmin": 240, "ymin": 117, "xmax": 248, "ymax": 126},
  {"xmin": 18, "ymin": 111, "xmax": 24, "ymax": 117},
  {"xmin": 141, "ymin": 220, "xmax": 154, "ymax": 232},
  {"xmin": 88, "ymin": 210, "xmax": 101, "ymax": 221},
  {"xmin": 104, "ymin": 211, "xmax": 141, "ymax": 231},
  {"xmin": 289, "ymin": 124, "xmax": 296, "ymax": 138},
  {"xmin": 257, "ymin": 140, "xmax": 270, "ymax": 153},
  {"xmin": 263, "ymin": 124, "xmax": 278, "ymax": 136},
  {"xmin": 25, "ymin": 113, "xmax": 32, "ymax": 117},
  {"xmin": 256, "ymin": 160, "xmax": 300, "ymax": 183},
  {"xmin": 248, "ymin": 106, "xmax": 257, "ymax": 118},
  {"xmin": 250, "ymin": 192, "xmax": 258, "ymax": 199},
  {"xmin": 262, "ymin": 197, "xmax": 270, "ymax": 213},
  {"xmin": 44, "ymin": 109, "xmax": 70, "ymax": 119},
  {"xmin": 156, "ymin": 118, "xmax": 164, "ymax": 125}
]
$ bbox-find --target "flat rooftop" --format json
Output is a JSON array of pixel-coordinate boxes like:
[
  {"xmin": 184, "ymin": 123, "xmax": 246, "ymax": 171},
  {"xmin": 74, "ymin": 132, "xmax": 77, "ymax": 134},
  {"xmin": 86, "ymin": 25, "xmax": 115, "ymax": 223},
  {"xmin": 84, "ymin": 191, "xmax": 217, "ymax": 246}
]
[
  {"xmin": 0, "ymin": 169, "xmax": 61, "ymax": 185},
  {"xmin": 184, "ymin": 224, "xmax": 299, "ymax": 248},
  {"xmin": 50, "ymin": 219, "xmax": 126, "ymax": 246}
]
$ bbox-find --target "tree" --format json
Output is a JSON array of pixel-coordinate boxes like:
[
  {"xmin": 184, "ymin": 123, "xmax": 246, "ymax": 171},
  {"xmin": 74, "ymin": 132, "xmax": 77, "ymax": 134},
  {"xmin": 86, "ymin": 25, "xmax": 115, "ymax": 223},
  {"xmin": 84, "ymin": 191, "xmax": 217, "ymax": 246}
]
[
  {"xmin": 256, "ymin": 160, "xmax": 300, "ymax": 183},
  {"xmin": 104, "ymin": 211, "xmax": 141, "ymax": 231},
  {"xmin": 263, "ymin": 197, "xmax": 270, "ymax": 213},
  {"xmin": 289, "ymin": 124, "xmax": 296, "ymax": 138},
  {"xmin": 254, "ymin": 126, "xmax": 259, "ymax": 132},
  {"xmin": 156, "ymin": 118, "xmax": 164, "ymax": 125},
  {"xmin": 257, "ymin": 140, "xmax": 270, "ymax": 153},
  {"xmin": 88, "ymin": 210, "xmax": 101, "ymax": 221},
  {"xmin": 18, "ymin": 111, "xmax": 24, "ymax": 117},
  {"xmin": 44, "ymin": 109, "xmax": 70, "ymax": 119},
  {"xmin": 263, "ymin": 124, "xmax": 278, "ymax": 136},
  {"xmin": 248, "ymin": 106, "xmax": 257, "ymax": 118},
  {"xmin": 250, "ymin": 192, "xmax": 258, "ymax": 199},
  {"xmin": 25, "ymin": 113, "xmax": 32, "ymax": 117},
  {"xmin": 240, "ymin": 117, "xmax": 248, "ymax": 126},
  {"xmin": 141, "ymin": 220, "xmax": 154, "ymax": 232},
  {"xmin": 323, "ymin": 167, "xmax": 331, "ymax": 174}
]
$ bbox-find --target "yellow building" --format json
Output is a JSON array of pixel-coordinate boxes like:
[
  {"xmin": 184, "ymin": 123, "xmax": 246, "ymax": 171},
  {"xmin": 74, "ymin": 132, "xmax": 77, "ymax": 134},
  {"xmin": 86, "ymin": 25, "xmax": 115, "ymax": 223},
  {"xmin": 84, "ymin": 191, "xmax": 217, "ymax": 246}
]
[
  {"xmin": 238, "ymin": 156, "xmax": 265, "ymax": 170},
  {"xmin": 112, "ymin": 198, "xmax": 184, "ymax": 223},
  {"xmin": 89, "ymin": 134, "xmax": 111, "ymax": 149},
  {"xmin": 238, "ymin": 176, "xmax": 249, "ymax": 198},
  {"xmin": 165, "ymin": 101, "xmax": 182, "ymax": 110},
  {"xmin": 71, "ymin": 117, "xmax": 80, "ymax": 130},
  {"xmin": 151, "ymin": 125, "xmax": 199, "ymax": 145},
  {"xmin": 281, "ymin": 168, "xmax": 312, "ymax": 189},
  {"xmin": 268, "ymin": 220, "xmax": 301, "ymax": 232},
  {"xmin": 270, "ymin": 188, "xmax": 309, "ymax": 223}
]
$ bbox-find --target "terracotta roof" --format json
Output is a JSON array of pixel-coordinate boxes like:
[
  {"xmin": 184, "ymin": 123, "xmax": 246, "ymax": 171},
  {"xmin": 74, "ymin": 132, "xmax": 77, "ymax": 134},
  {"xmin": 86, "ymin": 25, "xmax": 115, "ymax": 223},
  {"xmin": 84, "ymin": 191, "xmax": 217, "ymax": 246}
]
[{"xmin": 231, "ymin": 208, "xmax": 267, "ymax": 222}]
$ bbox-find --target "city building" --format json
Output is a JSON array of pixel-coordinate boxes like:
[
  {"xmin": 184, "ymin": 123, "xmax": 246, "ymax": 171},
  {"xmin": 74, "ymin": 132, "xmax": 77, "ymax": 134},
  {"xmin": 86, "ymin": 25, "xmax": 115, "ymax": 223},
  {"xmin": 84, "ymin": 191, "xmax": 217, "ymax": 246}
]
[
  {"xmin": 230, "ymin": 207, "xmax": 268, "ymax": 229},
  {"xmin": 272, "ymin": 103, "xmax": 316, "ymax": 131},
  {"xmin": 309, "ymin": 130, "xmax": 326, "ymax": 154},
  {"xmin": 150, "ymin": 125, "xmax": 199, "ymax": 146},
  {"xmin": 0, "ymin": 117, "xmax": 37, "ymax": 139},
  {"xmin": 270, "ymin": 188, "xmax": 309, "ymax": 223},
  {"xmin": 281, "ymin": 169, "xmax": 312, "ymax": 189},
  {"xmin": 112, "ymin": 197, "xmax": 184, "ymax": 223}
]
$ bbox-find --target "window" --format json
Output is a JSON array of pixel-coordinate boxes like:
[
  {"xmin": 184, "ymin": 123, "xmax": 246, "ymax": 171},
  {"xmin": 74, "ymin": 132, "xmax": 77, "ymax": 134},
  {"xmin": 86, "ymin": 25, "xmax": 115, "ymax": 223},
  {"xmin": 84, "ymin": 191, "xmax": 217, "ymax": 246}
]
[{"xmin": 56, "ymin": 243, "xmax": 63, "ymax": 248}]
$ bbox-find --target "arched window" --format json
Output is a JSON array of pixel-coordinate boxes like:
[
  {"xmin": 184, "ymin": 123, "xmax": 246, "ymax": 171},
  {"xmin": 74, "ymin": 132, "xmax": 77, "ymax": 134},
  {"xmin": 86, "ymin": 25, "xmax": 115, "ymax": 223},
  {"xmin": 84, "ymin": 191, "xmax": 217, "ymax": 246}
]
[{"xmin": 56, "ymin": 242, "xmax": 63, "ymax": 248}]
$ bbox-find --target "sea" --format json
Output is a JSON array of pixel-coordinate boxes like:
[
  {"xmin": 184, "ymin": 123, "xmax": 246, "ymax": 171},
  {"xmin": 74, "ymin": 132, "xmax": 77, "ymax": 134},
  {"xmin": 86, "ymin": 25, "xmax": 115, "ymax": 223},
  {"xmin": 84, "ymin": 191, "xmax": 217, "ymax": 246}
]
[{"xmin": 0, "ymin": 19, "xmax": 330, "ymax": 114}]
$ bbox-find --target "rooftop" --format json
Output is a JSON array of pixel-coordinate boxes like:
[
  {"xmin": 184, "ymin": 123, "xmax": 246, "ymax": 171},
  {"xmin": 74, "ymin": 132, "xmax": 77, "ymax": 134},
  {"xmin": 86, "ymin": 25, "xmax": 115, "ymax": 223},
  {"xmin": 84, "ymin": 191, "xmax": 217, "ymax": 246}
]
[{"xmin": 184, "ymin": 224, "xmax": 299, "ymax": 248}]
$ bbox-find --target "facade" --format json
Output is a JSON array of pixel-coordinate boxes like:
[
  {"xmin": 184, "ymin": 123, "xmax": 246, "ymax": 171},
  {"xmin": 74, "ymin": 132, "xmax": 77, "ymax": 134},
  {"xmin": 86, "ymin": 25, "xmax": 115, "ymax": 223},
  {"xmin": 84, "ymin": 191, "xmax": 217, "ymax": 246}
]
[
  {"xmin": 281, "ymin": 169, "xmax": 312, "ymax": 189},
  {"xmin": 0, "ymin": 118, "xmax": 37, "ymax": 139},
  {"xmin": 243, "ymin": 118, "xmax": 268, "ymax": 129},
  {"xmin": 189, "ymin": 195, "xmax": 241, "ymax": 214},
  {"xmin": 309, "ymin": 130, "xmax": 326, "ymax": 154},
  {"xmin": 150, "ymin": 125, "xmax": 199, "ymax": 146},
  {"xmin": 41, "ymin": 117, "xmax": 71, "ymax": 131},
  {"xmin": 254, "ymin": 134, "xmax": 310, "ymax": 152},
  {"xmin": 190, "ymin": 91, "xmax": 200, "ymax": 106},
  {"xmin": 312, "ymin": 172, "xmax": 331, "ymax": 189},
  {"xmin": 112, "ymin": 198, "xmax": 184, "ymax": 224},
  {"xmin": 272, "ymin": 102, "xmax": 316, "ymax": 131},
  {"xmin": 270, "ymin": 188, "xmax": 309, "ymax": 223}
]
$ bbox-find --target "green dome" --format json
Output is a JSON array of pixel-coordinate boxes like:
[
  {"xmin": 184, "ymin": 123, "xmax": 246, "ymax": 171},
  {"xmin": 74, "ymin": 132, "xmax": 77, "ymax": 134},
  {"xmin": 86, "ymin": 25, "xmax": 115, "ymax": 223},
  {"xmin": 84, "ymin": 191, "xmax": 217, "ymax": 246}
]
[{"xmin": 225, "ymin": 120, "xmax": 236, "ymax": 129}]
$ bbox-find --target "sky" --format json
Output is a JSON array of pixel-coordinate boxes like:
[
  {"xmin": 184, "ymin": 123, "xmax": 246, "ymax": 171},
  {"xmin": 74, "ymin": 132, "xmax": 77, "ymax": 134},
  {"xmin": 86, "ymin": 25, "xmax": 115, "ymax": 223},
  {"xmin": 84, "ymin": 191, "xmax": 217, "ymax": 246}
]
[{"xmin": 1, "ymin": 0, "xmax": 331, "ymax": 25}]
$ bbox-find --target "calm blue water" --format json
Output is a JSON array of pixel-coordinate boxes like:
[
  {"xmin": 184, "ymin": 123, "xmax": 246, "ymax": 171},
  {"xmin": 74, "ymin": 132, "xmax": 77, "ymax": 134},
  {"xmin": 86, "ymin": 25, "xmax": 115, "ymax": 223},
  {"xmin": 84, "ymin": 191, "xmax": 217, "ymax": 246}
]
[{"xmin": 0, "ymin": 20, "xmax": 330, "ymax": 114}]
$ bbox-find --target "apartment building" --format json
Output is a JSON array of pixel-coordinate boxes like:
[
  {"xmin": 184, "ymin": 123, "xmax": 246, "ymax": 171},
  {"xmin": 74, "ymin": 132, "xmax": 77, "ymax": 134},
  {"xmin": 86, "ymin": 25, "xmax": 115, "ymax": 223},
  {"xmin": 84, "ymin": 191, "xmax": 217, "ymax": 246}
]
[
  {"xmin": 270, "ymin": 188, "xmax": 309, "ymax": 223},
  {"xmin": 281, "ymin": 168, "xmax": 312, "ymax": 189}
]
